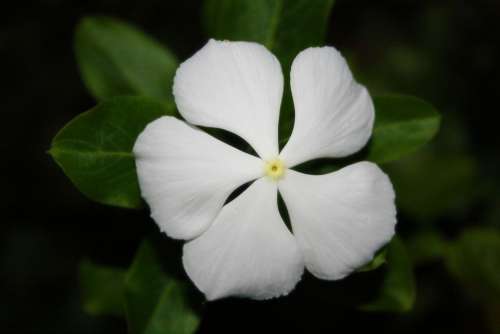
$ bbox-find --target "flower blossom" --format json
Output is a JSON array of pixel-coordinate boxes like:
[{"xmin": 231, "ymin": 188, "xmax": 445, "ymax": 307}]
[{"xmin": 133, "ymin": 40, "xmax": 397, "ymax": 300}]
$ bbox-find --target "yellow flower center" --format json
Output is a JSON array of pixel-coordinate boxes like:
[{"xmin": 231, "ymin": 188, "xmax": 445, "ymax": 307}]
[{"xmin": 264, "ymin": 159, "xmax": 285, "ymax": 180}]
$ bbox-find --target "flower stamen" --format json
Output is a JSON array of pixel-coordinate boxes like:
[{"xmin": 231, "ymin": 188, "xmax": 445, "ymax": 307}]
[{"xmin": 264, "ymin": 159, "xmax": 285, "ymax": 180}]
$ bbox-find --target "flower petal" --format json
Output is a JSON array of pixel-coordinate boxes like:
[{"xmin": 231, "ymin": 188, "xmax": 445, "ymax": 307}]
[
  {"xmin": 183, "ymin": 178, "xmax": 304, "ymax": 300},
  {"xmin": 278, "ymin": 162, "xmax": 396, "ymax": 279},
  {"xmin": 173, "ymin": 39, "xmax": 283, "ymax": 160},
  {"xmin": 133, "ymin": 116, "xmax": 263, "ymax": 240},
  {"xmin": 280, "ymin": 47, "xmax": 375, "ymax": 167}
]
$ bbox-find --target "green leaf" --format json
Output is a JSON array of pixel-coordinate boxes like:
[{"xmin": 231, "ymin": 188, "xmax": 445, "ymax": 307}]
[
  {"xmin": 78, "ymin": 241, "xmax": 199, "ymax": 333},
  {"xmin": 387, "ymin": 150, "xmax": 478, "ymax": 221},
  {"xmin": 75, "ymin": 16, "xmax": 178, "ymax": 102},
  {"xmin": 125, "ymin": 241, "xmax": 199, "ymax": 334},
  {"xmin": 407, "ymin": 229, "xmax": 449, "ymax": 265},
  {"xmin": 445, "ymin": 228, "xmax": 500, "ymax": 301},
  {"xmin": 79, "ymin": 260, "xmax": 126, "ymax": 317},
  {"xmin": 289, "ymin": 95, "xmax": 442, "ymax": 176},
  {"xmin": 204, "ymin": 0, "xmax": 333, "ymax": 70},
  {"xmin": 203, "ymin": 0, "xmax": 280, "ymax": 46},
  {"xmin": 357, "ymin": 247, "xmax": 387, "ymax": 272},
  {"xmin": 203, "ymin": 0, "xmax": 335, "ymax": 139},
  {"xmin": 361, "ymin": 237, "xmax": 416, "ymax": 312},
  {"xmin": 367, "ymin": 95, "xmax": 441, "ymax": 163},
  {"xmin": 49, "ymin": 96, "xmax": 172, "ymax": 208}
]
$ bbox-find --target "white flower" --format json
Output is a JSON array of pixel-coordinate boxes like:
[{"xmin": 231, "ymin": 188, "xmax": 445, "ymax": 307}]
[{"xmin": 133, "ymin": 40, "xmax": 396, "ymax": 301}]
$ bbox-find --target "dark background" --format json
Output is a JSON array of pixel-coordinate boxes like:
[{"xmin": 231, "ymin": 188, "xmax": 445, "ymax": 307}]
[{"xmin": 2, "ymin": 0, "xmax": 499, "ymax": 333}]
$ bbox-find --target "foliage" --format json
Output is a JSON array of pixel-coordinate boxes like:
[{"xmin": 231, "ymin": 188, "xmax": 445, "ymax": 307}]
[
  {"xmin": 50, "ymin": 96, "xmax": 173, "ymax": 208},
  {"xmin": 386, "ymin": 150, "xmax": 478, "ymax": 222},
  {"xmin": 80, "ymin": 260, "xmax": 126, "ymax": 317},
  {"xmin": 367, "ymin": 95, "xmax": 441, "ymax": 164},
  {"xmin": 360, "ymin": 237, "xmax": 416, "ymax": 312},
  {"xmin": 445, "ymin": 228, "xmax": 500, "ymax": 301},
  {"xmin": 80, "ymin": 242, "xmax": 200, "ymax": 334},
  {"xmin": 75, "ymin": 16, "xmax": 178, "ymax": 103}
]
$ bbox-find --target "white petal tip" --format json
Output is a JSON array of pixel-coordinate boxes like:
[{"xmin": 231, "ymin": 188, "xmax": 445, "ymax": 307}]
[
  {"xmin": 182, "ymin": 178, "xmax": 304, "ymax": 301},
  {"xmin": 279, "ymin": 163, "xmax": 396, "ymax": 281},
  {"xmin": 133, "ymin": 116, "xmax": 262, "ymax": 241}
]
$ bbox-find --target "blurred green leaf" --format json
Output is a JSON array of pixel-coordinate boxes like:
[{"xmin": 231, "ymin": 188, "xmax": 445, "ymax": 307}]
[
  {"xmin": 80, "ymin": 260, "xmax": 126, "ymax": 317},
  {"xmin": 357, "ymin": 247, "xmax": 387, "ymax": 272},
  {"xmin": 204, "ymin": 0, "xmax": 280, "ymax": 46},
  {"xmin": 407, "ymin": 229, "xmax": 448, "ymax": 265},
  {"xmin": 75, "ymin": 16, "xmax": 178, "ymax": 102},
  {"xmin": 361, "ymin": 237, "xmax": 416, "ymax": 312},
  {"xmin": 445, "ymin": 228, "xmax": 500, "ymax": 301},
  {"xmin": 78, "ymin": 242, "xmax": 199, "ymax": 333},
  {"xmin": 50, "ymin": 96, "xmax": 172, "ymax": 208},
  {"xmin": 387, "ymin": 150, "xmax": 478, "ymax": 221},
  {"xmin": 367, "ymin": 95, "xmax": 441, "ymax": 164},
  {"xmin": 125, "ymin": 241, "xmax": 199, "ymax": 334},
  {"xmin": 203, "ymin": 0, "xmax": 334, "ymax": 139},
  {"xmin": 203, "ymin": 0, "xmax": 333, "ymax": 70},
  {"xmin": 294, "ymin": 95, "xmax": 441, "ymax": 175}
]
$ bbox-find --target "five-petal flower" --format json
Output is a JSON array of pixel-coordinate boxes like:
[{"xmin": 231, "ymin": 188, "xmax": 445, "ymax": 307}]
[{"xmin": 133, "ymin": 39, "xmax": 397, "ymax": 301}]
